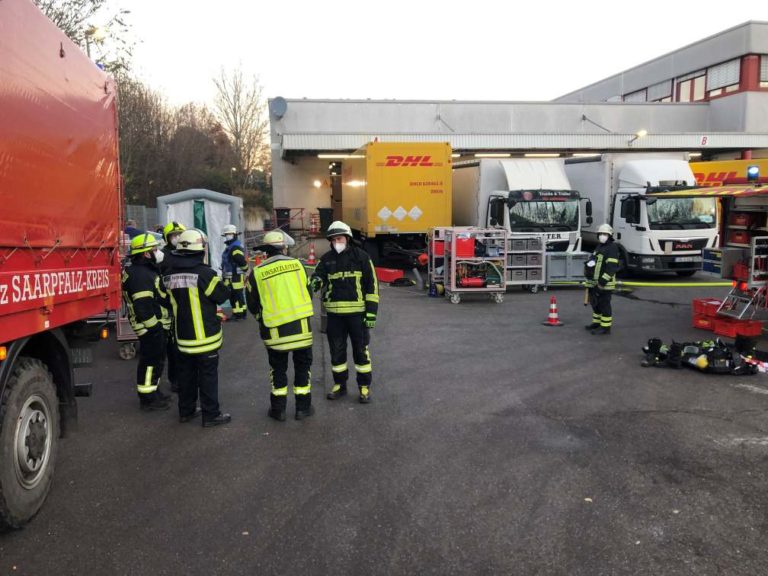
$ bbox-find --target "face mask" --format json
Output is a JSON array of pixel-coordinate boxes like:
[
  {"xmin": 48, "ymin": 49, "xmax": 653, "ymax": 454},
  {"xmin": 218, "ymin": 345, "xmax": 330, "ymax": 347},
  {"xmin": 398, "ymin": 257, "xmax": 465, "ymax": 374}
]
[
  {"xmin": 170, "ymin": 237, "xmax": 178, "ymax": 247},
  {"xmin": 225, "ymin": 234, "xmax": 235, "ymax": 242},
  {"xmin": 598, "ymin": 234, "xmax": 609, "ymax": 244},
  {"xmin": 333, "ymin": 243, "xmax": 345, "ymax": 254},
  {"xmin": 153, "ymin": 249, "xmax": 164, "ymax": 264}
]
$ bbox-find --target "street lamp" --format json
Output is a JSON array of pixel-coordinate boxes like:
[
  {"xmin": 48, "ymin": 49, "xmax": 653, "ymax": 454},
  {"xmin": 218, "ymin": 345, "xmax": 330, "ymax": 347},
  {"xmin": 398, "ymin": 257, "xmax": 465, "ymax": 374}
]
[{"xmin": 628, "ymin": 129, "xmax": 648, "ymax": 146}]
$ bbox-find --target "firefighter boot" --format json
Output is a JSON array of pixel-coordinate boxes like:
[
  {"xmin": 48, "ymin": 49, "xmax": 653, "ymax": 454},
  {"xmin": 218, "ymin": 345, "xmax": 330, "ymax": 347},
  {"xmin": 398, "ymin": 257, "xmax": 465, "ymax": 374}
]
[
  {"xmin": 140, "ymin": 393, "xmax": 170, "ymax": 412},
  {"xmin": 295, "ymin": 405, "xmax": 315, "ymax": 421},
  {"xmin": 359, "ymin": 386, "xmax": 371, "ymax": 404},
  {"xmin": 584, "ymin": 323, "xmax": 600, "ymax": 331},
  {"xmin": 326, "ymin": 384, "xmax": 347, "ymax": 400},
  {"xmin": 268, "ymin": 408, "xmax": 287, "ymax": 422},
  {"xmin": 591, "ymin": 327, "xmax": 611, "ymax": 336}
]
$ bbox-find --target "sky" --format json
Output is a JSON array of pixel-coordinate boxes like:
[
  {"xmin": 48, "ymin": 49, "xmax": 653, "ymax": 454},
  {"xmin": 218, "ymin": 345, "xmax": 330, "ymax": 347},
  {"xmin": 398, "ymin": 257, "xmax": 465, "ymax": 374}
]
[{"xmin": 124, "ymin": 0, "xmax": 768, "ymax": 106}]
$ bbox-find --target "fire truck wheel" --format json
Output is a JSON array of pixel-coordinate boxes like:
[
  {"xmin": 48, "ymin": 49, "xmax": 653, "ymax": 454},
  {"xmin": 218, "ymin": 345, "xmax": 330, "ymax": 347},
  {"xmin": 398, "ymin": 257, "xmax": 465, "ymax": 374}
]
[{"xmin": 0, "ymin": 357, "xmax": 60, "ymax": 531}]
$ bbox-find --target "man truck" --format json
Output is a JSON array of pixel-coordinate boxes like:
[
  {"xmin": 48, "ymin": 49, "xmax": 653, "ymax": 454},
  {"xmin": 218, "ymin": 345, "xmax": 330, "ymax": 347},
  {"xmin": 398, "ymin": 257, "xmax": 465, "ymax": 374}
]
[
  {"xmin": 0, "ymin": 0, "xmax": 122, "ymax": 529},
  {"xmin": 452, "ymin": 158, "xmax": 590, "ymax": 252},
  {"xmin": 342, "ymin": 141, "xmax": 453, "ymax": 264},
  {"xmin": 565, "ymin": 153, "xmax": 718, "ymax": 276}
]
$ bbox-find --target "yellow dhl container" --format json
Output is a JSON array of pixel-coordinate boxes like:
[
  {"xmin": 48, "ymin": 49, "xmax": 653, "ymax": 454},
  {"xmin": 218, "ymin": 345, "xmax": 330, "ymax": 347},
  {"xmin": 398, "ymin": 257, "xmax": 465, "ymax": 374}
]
[
  {"xmin": 342, "ymin": 142, "xmax": 452, "ymax": 238},
  {"xmin": 690, "ymin": 158, "xmax": 768, "ymax": 186}
]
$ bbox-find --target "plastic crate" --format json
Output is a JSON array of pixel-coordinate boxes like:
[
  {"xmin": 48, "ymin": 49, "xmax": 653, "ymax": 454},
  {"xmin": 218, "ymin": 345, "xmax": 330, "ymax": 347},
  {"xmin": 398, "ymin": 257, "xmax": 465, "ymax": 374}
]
[
  {"xmin": 692, "ymin": 313, "xmax": 715, "ymax": 331},
  {"xmin": 510, "ymin": 254, "xmax": 526, "ymax": 267},
  {"xmin": 526, "ymin": 254, "xmax": 542, "ymax": 266},
  {"xmin": 692, "ymin": 298, "xmax": 722, "ymax": 317},
  {"xmin": 732, "ymin": 262, "xmax": 750, "ymax": 281},
  {"xmin": 714, "ymin": 317, "xmax": 764, "ymax": 338},
  {"xmin": 730, "ymin": 230, "xmax": 751, "ymax": 245},
  {"xmin": 730, "ymin": 213, "xmax": 754, "ymax": 227},
  {"xmin": 526, "ymin": 269, "xmax": 542, "ymax": 281},
  {"xmin": 511, "ymin": 239, "xmax": 527, "ymax": 251}
]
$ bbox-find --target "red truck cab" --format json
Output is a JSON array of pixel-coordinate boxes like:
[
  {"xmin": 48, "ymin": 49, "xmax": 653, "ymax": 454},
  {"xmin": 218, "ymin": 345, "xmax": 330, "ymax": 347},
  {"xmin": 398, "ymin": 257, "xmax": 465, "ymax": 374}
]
[{"xmin": 0, "ymin": 0, "xmax": 121, "ymax": 530}]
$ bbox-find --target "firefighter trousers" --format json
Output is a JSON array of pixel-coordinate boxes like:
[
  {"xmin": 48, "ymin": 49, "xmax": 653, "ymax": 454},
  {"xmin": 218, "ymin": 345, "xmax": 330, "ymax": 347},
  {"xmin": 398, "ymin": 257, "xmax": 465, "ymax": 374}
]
[
  {"xmin": 225, "ymin": 276, "xmax": 247, "ymax": 318},
  {"xmin": 177, "ymin": 351, "xmax": 222, "ymax": 421},
  {"xmin": 589, "ymin": 287, "xmax": 613, "ymax": 328},
  {"xmin": 137, "ymin": 328, "xmax": 166, "ymax": 404},
  {"xmin": 165, "ymin": 329, "xmax": 179, "ymax": 391},
  {"xmin": 266, "ymin": 346, "xmax": 312, "ymax": 412},
  {"xmin": 327, "ymin": 313, "xmax": 372, "ymax": 389}
]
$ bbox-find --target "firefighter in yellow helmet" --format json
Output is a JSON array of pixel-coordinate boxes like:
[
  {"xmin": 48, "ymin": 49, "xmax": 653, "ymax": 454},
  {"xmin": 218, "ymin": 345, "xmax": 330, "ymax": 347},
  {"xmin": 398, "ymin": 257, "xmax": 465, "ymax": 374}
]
[
  {"xmin": 246, "ymin": 230, "xmax": 315, "ymax": 421},
  {"xmin": 310, "ymin": 221, "xmax": 378, "ymax": 404},
  {"xmin": 121, "ymin": 233, "xmax": 172, "ymax": 411},
  {"xmin": 165, "ymin": 229, "xmax": 232, "ymax": 427},
  {"xmin": 160, "ymin": 220, "xmax": 186, "ymax": 392},
  {"xmin": 221, "ymin": 224, "xmax": 249, "ymax": 320}
]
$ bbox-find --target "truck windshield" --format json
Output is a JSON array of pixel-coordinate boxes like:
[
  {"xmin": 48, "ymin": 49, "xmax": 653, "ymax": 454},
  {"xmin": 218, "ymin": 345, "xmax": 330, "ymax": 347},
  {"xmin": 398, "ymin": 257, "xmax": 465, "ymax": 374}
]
[
  {"xmin": 509, "ymin": 200, "xmax": 579, "ymax": 231},
  {"xmin": 646, "ymin": 197, "xmax": 717, "ymax": 230}
]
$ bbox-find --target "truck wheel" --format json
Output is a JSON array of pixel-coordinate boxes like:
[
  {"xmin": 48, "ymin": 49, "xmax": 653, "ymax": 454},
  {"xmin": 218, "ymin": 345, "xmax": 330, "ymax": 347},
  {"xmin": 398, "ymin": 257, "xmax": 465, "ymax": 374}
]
[
  {"xmin": 0, "ymin": 358, "xmax": 59, "ymax": 531},
  {"xmin": 676, "ymin": 270, "xmax": 696, "ymax": 278}
]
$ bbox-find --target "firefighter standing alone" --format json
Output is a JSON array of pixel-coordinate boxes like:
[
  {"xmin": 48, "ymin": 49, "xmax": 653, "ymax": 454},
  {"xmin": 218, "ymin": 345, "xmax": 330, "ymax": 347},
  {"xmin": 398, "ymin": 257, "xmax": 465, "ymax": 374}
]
[
  {"xmin": 246, "ymin": 231, "xmax": 315, "ymax": 421},
  {"xmin": 165, "ymin": 229, "xmax": 232, "ymax": 427},
  {"xmin": 221, "ymin": 224, "xmax": 249, "ymax": 321},
  {"xmin": 584, "ymin": 223, "xmax": 620, "ymax": 335},
  {"xmin": 311, "ymin": 221, "xmax": 378, "ymax": 403},
  {"xmin": 121, "ymin": 233, "xmax": 172, "ymax": 411}
]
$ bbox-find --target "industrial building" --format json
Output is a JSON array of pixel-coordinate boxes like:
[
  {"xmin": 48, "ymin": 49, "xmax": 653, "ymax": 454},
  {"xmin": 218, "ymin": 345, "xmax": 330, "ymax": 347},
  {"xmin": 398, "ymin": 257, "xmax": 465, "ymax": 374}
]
[{"xmin": 269, "ymin": 21, "xmax": 768, "ymax": 225}]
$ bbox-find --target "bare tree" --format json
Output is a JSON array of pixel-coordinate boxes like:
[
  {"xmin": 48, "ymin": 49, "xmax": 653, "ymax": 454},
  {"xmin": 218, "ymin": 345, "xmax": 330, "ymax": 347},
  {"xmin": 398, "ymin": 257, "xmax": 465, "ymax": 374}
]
[
  {"xmin": 213, "ymin": 67, "xmax": 269, "ymax": 190},
  {"xmin": 34, "ymin": 0, "xmax": 133, "ymax": 72}
]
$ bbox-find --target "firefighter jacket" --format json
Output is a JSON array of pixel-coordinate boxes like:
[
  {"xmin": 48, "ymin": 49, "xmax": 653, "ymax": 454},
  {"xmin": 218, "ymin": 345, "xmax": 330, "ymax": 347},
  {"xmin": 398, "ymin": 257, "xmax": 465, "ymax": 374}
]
[
  {"xmin": 312, "ymin": 246, "xmax": 379, "ymax": 316},
  {"xmin": 222, "ymin": 240, "xmax": 248, "ymax": 289},
  {"xmin": 164, "ymin": 254, "xmax": 230, "ymax": 354},
  {"xmin": 121, "ymin": 258, "xmax": 171, "ymax": 336},
  {"xmin": 584, "ymin": 240, "xmax": 620, "ymax": 290},
  {"xmin": 246, "ymin": 255, "xmax": 314, "ymax": 351}
]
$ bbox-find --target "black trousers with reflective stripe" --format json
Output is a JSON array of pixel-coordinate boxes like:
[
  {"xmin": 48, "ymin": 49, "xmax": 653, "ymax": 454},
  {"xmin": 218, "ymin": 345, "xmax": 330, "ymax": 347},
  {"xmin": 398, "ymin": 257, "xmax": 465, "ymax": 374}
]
[
  {"xmin": 165, "ymin": 329, "xmax": 178, "ymax": 388},
  {"xmin": 327, "ymin": 313, "xmax": 372, "ymax": 389},
  {"xmin": 589, "ymin": 287, "xmax": 613, "ymax": 327},
  {"xmin": 137, "ymin": 329, "xmax": 166, "ymax": 403},
  {"xmin": 267, "ymin": 346, "xmax": 312, "ymax": 411},
  {"xmin": 177, "ymin": 351, "xmax": 221, "ymax": 421},
  {"xmin": 225, "ymin": 277, "xmax": 247, "ymax": 316}
]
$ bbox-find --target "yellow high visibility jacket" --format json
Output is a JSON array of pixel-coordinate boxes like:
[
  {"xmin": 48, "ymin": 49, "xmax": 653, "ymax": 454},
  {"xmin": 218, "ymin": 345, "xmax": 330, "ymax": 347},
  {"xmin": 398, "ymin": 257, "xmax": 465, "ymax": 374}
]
[{"xmin": 246, "ymin": 255, "xmax": 314, "ymax": 351}]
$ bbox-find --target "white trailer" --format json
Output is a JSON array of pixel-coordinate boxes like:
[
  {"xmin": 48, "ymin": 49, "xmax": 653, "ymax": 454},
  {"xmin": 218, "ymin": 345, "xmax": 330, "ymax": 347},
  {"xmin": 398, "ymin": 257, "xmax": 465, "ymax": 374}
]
[
  {"xmin": 452, "ymin": 159, "xmax": 588, "ymax": 252},
  {"xmin": 565, "ymin": 153, "xmax": 719, "ymax": 276}
]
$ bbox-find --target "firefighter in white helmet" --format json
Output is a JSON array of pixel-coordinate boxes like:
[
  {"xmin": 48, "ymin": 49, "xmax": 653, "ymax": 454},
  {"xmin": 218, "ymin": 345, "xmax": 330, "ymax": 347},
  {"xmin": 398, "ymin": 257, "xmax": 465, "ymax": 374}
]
[
  {"xmin": 165, "ymin": 229, "xmax": 232, "ymax": 426},
  {"xmin": 221, "ymin": 224, "xmax": 248, "ymax": 320},
  {"xmin": 584, "ymin": 223, "xmax": 620, "ymax": 335},
  {"xmin": 246, "ymin": 230, "xmax": 315, "ymax": 421},
  {"xmin": 310, "ymin": 221, "xmax": 378, "ymax": 403}
]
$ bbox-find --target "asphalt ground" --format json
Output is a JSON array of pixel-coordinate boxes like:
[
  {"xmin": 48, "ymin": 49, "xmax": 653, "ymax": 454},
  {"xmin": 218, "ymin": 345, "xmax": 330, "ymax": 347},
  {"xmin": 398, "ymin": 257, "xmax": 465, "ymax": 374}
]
[{"xmin": 3, "ymin": 280, "xmax": 768, "ymax": 575}]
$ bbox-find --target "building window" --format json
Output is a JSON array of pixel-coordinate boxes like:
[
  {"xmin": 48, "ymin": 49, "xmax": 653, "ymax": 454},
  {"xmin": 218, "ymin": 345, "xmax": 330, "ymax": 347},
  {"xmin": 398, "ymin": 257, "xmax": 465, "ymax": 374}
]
[
  {"xmin": 677, "ymin": 75, "xmax": 706, "ymax": 102},
  {"xmin": 655, "ymin": 96, "xmax": 672, "ymax": 103},
  {"xmin": 706, "ymin": 59, "xmax": 740, "ymax": 96},
  {"xmin": 647, "ymin": 79, "xmax": 672, "ymax": 101},
  {"xmin": 761, "ymin": 55, "xmax": 768, "ymax": 88},
  {"xmin": 623, "ymin": 89, "xmax": 647, "ymax": 102}
]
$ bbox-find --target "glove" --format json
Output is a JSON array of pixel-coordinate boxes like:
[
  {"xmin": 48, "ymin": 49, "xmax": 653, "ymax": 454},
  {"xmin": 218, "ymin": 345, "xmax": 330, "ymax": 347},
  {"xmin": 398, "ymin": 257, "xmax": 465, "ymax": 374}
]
[
  {"xmin": 309, "ymin": 276, "xmax": 322, "ymax": 293},
  {"xmin": 364, "ymin": 313, "xmax": 376, "ymax": 329}
]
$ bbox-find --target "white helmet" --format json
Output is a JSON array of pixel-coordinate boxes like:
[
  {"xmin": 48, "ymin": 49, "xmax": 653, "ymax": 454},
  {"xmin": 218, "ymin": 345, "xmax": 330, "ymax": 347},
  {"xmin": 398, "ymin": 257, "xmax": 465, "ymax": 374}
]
[
  {"xmin": 597, "ymin": 223, "xmax": 614, "ymax": 236},
  {"xmin": 222, "ymin": 224, "xmax": 238, "ymax": 236},
  {"xmin": 175, "ymin": 229, "xmax": 208, "ymax": 253},
  {"xmin": 326, "ymin": 221, "xmax": 352, "ymax": 239}
]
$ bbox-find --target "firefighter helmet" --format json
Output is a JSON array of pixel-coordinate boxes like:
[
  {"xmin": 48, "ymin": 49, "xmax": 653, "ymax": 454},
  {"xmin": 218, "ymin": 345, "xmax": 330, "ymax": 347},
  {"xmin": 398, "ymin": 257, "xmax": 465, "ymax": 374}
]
[
  {"xmin": 129, "ymin": 233, "xmax": 160, "ymax": 256},
  {"xmin": 326, "ymin": 221, "xmax": 353, "ymax": 239},
  {"xmin": 256, "ymin": 230, "xmax": 286, "ymax": 251},
  {"xmin": 222, "ymin": 224, "xmax": 238, "ymax": 236},
  {"xmin": 597, "ymin": 223, "xmax": 614, "ymax": 236},
  {"xmin": 175, "ymin": 229, "xmax": 207, "ymax": 253},
  {"xmin": 162, "ymin": 221, "xmax": 186, "ymax": 242}
]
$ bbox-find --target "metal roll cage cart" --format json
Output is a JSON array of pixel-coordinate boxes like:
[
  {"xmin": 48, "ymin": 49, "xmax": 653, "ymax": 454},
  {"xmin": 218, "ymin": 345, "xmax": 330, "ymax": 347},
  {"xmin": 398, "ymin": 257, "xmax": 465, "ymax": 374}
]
[{"xmin": 443, "ymin": 227, "xmax": 507, "ymax": 304}]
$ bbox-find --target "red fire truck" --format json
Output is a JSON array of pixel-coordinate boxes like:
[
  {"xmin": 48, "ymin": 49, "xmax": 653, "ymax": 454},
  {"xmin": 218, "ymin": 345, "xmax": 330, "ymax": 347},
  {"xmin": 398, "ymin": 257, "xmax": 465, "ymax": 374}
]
[{"xmin": 0, "ymin": 0, "xmax": 122, "ymax": 529}]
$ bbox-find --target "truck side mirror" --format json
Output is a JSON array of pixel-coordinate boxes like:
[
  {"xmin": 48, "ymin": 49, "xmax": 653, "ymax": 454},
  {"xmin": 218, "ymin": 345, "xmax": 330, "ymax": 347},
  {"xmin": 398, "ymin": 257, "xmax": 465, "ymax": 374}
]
[
  {"xmin": 587, "ymin": 216, "xmax": 593, "ymax": 225},
  {"xmin": 586, "ymin": 199, "xmax": 592, "ymax": 216}
]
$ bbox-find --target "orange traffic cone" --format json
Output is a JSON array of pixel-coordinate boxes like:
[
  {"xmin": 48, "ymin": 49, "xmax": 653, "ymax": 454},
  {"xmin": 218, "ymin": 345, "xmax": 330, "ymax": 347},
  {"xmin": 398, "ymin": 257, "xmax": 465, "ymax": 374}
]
[
  {"xmin": 542, "ymin": 296, "xmax": 563, "ymax": 327},
  {"xmin": 306, "ymin": 243, "xmax": 317, "ymax": 266}
]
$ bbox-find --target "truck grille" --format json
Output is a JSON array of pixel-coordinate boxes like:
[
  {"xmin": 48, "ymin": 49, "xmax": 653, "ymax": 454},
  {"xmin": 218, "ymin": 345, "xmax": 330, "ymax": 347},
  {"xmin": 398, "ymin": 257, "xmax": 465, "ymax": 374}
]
[
  {"xmin": 547, "ymin": 241, "xmax": 570, "ymax": 252},
  {"xmin": 665, "ymin": 238, "xmax": 709, "ymax": 252}
]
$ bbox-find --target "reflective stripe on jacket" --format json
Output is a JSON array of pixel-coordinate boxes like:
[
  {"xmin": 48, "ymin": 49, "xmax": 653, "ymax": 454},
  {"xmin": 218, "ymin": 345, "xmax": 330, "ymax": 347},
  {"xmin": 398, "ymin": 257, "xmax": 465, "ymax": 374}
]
[
  {"xmin": 584, "ymin": 240, "xmax": 620, "ymax": 290},
  {"xmin": 121, "ymin": 259, "xmax": 170, "ymax": 337},
  {"xmin": 312, "ymin": 246, "xmax": 379, "ymax": 316}
]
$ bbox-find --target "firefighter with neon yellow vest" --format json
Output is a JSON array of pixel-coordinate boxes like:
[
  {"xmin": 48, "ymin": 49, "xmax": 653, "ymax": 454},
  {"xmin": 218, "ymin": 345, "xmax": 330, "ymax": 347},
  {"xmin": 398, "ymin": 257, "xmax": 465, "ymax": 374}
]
[
  {"xmin": 584, "ymin": 223, "xmax": 620, "ymax": 335},
  {"xmin": 121, "ymin": 233, "xmax": 172, "ymax": 412},
  {"xmin": 310, "ymin": 221, "xmax": 378, "ymax": 404},
  {"xmin": 165, "ymin": 229, "xmax": 232, "ymax": 427},
  {"xmin": 221, "ymin": 224, "xmax": 249, "ymax": 320},
  {"xmin": 246, "ymin": 231, "xmax": 315, "ymax": 421}
]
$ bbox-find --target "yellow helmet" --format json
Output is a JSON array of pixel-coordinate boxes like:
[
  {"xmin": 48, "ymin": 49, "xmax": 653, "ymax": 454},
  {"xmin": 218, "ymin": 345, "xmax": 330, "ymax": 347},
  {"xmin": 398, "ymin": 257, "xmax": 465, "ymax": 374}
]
[
  {"xmin": 163, "ymin": 221, "xmax": 186, "ymax": 241},
  {"xmin": 175, "ymin": 229, "xmax": 207, "ymax": 253},
  {"xmin": 256, "ymin": 230, "xmax": 286, "ymax": 251},
  {"xmin": 129, "ymin": 233, "xmax": 160, "ymax": 256}
]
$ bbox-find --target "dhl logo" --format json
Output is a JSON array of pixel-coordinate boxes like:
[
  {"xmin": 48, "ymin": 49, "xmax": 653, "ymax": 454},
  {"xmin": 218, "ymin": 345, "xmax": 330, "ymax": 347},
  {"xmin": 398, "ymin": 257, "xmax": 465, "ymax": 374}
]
[
  {"xmin": 694, "ymin": 171, "xmax": 738, "ymax": 187},
  {"xmin": 378, "ymin": 155, "xmax": 439, "ymax": 167}
]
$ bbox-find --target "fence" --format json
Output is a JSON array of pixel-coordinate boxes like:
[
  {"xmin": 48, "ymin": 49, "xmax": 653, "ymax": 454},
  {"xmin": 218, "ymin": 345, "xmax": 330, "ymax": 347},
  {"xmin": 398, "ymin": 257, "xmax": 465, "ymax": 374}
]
[{"xmin": 125, "ymin": 204, "xmax": 158, "ymax": 233}]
